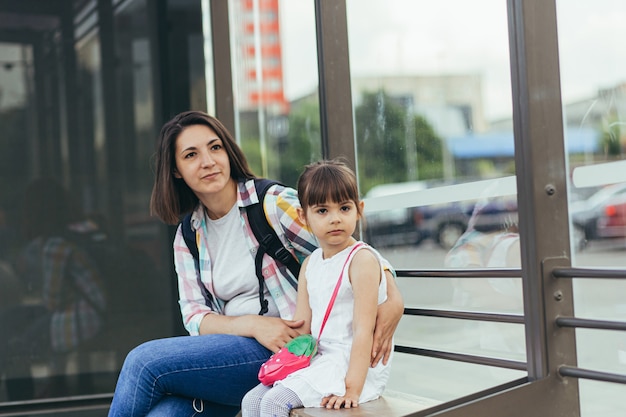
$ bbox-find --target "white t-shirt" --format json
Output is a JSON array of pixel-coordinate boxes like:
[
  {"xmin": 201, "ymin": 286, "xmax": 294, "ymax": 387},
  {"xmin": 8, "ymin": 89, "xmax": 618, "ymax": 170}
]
[{"xmin": 205, "ymin": 204, "xmax": 279, "ymax": 317}]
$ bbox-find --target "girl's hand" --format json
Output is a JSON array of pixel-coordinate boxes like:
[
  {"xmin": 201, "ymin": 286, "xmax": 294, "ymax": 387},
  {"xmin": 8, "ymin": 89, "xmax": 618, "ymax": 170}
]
[
  {"xmin": 321, "ymin": 392, "xmax": 360, "ymax": 409},
  {"xmin": 251, "ymin": 316, "xmax": 305, "ymax": 352}
]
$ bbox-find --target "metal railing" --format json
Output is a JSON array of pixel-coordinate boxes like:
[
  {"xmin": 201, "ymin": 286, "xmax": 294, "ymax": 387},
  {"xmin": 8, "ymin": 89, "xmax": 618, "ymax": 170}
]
[
  {"xmin": 394, "ymin": 266, "xmax": 626, "ymax": 384},
  {"xmin": 553, "ymin": 267, "xmax": 626, "ymax": 386},
  {"xmin": 394, "ymin": 268, "xmax": 527, "ymax": 371}
]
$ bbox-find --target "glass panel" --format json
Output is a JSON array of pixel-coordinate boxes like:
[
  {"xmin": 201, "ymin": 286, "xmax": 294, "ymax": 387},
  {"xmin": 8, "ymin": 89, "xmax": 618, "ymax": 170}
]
[
  {"xmin": 347, "ymin": 0, "xmax": 521, "ymax": 403},
  {"xmin": 112, "ymin": 0, "xmax": 174, "ymax": 371},
  {"xmin": 0, "ymin": 42, "xmax": 41, "ymax": 402},
  {"xmin": 387, "ymin": 353, "xmax": 524, "ymax": 405},
  {"xmin": 0, "ymin": 0, "xmax": 175, "ymax": 404},
  {"xmin": 557, "ymin": 1, "xmax": 626, "ymax": 415},
  {"xmin": 348, "ymin": 0, "xmax": 518, "ymax": 268},
  {"xmin": 229, "ymin": 0, "xmax": 321, "ymax": 186}
]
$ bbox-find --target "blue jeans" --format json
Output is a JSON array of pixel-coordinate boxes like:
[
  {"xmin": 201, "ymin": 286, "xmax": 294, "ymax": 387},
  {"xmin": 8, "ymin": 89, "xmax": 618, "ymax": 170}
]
[{"xmin": 108, "ymin": 334, "xmax": 272, "ymax": 417}]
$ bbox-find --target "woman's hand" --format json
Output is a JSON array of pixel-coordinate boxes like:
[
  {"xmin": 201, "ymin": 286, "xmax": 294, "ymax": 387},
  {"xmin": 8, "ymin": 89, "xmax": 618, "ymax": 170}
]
[
  {"xmin": 250, "ymin": 316, "xmax": 305, "ymax": 353},
  {"xmin": 371, "ymin": 270, "xmax": 404, "ymax": 366},
  {"xmin": 199, "ymin": 313, "xmax": 305, "ymax": 352}
]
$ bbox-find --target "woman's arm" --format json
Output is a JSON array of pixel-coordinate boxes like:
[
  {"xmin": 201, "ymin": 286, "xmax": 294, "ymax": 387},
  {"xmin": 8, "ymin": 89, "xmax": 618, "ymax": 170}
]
[
  {"xmin": 264, "ymin": 185, "xmax": 318, "ymax": 261},
  {"xmin": 175, "ymin": 224, "xmax": 305, "ymax": 351},
  {"xmin": 322, "ymin": 250, "xmax": 380, "ymax": 409},
  {"xmin": 173, "ymin": 225, "xmax": 219, "ymax": 335},
  {"xmin": 372, "ymin": 269, "xmax": 403, "ymax": 366},
  {"xmin": 198, "ymin": 313, "xmax": 303, "ymax": 353},
  {"xmin": 199, "ymin": 257, "xmax": 313, "ymax": 352}
]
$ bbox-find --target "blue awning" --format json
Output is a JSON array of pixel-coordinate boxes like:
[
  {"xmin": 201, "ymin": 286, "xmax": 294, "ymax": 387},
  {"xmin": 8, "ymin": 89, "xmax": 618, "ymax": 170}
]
[{"xmin": 446, "ymin": 127, "xmax": 599, "ymax": 159}]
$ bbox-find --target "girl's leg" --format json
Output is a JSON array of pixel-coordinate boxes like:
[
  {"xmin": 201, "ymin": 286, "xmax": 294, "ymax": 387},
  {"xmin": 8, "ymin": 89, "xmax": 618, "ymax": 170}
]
[
  {"xmin": 241, "ymin": 383, "xmax": 271, "ymax": 417},
  {"xmin": 108, "ymin": 334, "xmax": 271, "ymax": 417},
  {"xmin": 259, "ymin": 386, "xmax": 303, "ymax": 417}
]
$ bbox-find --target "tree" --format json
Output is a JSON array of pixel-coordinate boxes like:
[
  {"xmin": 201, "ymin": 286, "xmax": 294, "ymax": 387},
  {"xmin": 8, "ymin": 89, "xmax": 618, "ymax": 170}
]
[
  {"xmin": 278, "ymin": 98, "xmax": 322, "ymax": 187},
  {"xmin": 414, "ymin": 113, "xmax": 444, "ymax": 180},
  {"xmin": 354, "ymin": 90, "xmax": 443, "ymax": 194},
  {"xmin": 600, "ymin": 117, "xmax": 622, "ymax": 158}
]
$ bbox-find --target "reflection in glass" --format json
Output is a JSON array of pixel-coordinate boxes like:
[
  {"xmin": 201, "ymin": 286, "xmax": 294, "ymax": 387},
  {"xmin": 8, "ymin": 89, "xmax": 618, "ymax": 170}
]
[
  {"xmin": 558, "ymin": 1, "xmax": 626, "ymax": 416},
  {"xmin": 1, "ymin": 179, "xmax": 106, "ymax": 401},
  {"xmin": 229, "ymin": 0, "xmax": 321, "ymax": 186},
  {"xmin": 347, "ymin": 0, "xmax": 517, "ymax": 269},
  {"xmin": 0, "ymin": 0, "xmax": 175, "ymax": 403},
  {"xmin": 387, "ymin": 353, "xmax": 524, "ymax": 405},
  {"xmin": 558, "ymin": 0, "xmax": 626, "ymax": 267},
  {"xmin": 346, "ymin": 0, "xmax": 521, "ymax": 405}
]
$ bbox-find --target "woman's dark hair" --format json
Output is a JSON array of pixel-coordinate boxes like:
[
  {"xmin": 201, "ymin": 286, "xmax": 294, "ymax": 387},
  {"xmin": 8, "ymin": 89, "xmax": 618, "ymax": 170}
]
[
  {"xmin": 297, "ymin": 159, "xmax": 362, "ymax": 217},
  {"xmin": 150, "ymin": 111, "xmax": 256, "ymax": 224}
]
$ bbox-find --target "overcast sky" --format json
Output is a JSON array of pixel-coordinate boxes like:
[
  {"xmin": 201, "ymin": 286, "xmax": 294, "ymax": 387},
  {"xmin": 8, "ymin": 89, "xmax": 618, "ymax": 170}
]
[{"xmin": 280, "ymin": 0, "xmax": 626, "ymax": 122}]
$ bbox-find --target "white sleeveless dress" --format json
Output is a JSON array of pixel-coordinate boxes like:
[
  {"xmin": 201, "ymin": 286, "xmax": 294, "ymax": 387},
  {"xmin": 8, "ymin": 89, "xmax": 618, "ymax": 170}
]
[{"xmin": 275, "ymin": 242, "xmax": 392, "ymax": 407}]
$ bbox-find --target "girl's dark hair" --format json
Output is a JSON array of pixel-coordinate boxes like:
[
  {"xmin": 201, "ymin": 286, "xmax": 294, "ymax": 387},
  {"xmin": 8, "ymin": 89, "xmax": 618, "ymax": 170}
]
[
  {"xmin": 150, "ymin": 111, "xmax": 256, "ymax": 224},
  {"xmin": 297, "ymin": 159, "xmax": 362, "ymax": 217}
]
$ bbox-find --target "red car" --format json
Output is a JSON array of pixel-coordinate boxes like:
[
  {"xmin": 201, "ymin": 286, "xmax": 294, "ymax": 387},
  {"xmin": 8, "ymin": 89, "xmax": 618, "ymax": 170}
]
[{"xmin": 596, "ymin": 196, "xmax": 626, "ymax": 238}]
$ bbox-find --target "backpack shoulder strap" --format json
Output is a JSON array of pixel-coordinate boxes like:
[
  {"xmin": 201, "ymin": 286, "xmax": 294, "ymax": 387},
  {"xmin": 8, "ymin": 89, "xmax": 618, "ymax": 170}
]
[
  {"xmin": 181, "ymin": 213, "xmax": 215, "ymax": 309},
  {"xmin": 182, "ymin": 213, "xmax": 199, "ymax": 261},
  {"xmin": 249, "ymin": 178, "xmax": 302, "ymax": 315}
]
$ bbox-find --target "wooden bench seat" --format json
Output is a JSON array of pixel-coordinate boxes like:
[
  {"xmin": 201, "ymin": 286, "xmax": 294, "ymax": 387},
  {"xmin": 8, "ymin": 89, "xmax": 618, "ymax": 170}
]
[
  {"xmin": 232, "ymin": 391, "xmax": 435, "ymax": 417},
  {"xmin": 289, "ymin": 395, "xmax": 430, "ymax": 417}
]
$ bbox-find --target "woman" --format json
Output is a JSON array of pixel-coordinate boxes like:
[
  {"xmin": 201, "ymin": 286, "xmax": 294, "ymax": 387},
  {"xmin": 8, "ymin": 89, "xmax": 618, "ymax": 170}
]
[{"xmin": 108, "ymin": 111, "xmax": 403, "ymax": 417}]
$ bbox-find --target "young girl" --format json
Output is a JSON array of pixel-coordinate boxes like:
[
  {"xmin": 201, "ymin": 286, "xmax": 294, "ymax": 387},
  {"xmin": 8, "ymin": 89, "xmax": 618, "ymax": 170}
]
[
  {"xmin": 108, "ymin": 111, "xmax": 403, "ymax": 416},
  {"xmin": 242, "ymin": 159, "xmax": 393, "ymax": 416}
]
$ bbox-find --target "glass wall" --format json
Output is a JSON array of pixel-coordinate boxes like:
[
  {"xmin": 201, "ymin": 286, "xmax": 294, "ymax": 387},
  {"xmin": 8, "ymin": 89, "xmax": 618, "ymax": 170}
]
[
  {"xmin": 347, "ymin": 0, "xmax": 524, "ymax": 405},
  {"xmin": 0, "ymin": 0, "xmax": 187, "ymax": 405},
  {"xmin": 228, "ymin": 0, "xmax": 321, "ymax": 187},
  {"xmin": 558, "ymin": 1, "xmax": 626, "ymax": 416}
]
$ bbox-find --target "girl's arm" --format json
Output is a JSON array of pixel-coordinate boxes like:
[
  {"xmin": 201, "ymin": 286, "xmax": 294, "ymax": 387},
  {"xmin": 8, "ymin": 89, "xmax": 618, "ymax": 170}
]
[
  {"xmin": 347, "ymin": 246, "xmax": 403, "ymax": 367},
  {"xmin": 291, "ymin": 257, "xmax": 312, "ymax": 335},
  {"xmin": 322, "ymin": 249, "xmax": 381, "ymax": 409}
]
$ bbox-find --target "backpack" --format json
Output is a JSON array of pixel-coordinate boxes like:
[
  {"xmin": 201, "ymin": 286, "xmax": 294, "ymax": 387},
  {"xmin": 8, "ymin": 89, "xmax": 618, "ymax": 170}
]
[{"xmin": 181, "ymin": 178, "xmax": 301, "ymax": 315}]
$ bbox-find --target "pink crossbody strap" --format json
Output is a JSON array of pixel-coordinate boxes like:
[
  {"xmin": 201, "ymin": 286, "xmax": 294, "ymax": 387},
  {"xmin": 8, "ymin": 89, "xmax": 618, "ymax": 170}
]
[{"xmin": 317, "ymin": 242, "xmax": 366, "ymax": 339}]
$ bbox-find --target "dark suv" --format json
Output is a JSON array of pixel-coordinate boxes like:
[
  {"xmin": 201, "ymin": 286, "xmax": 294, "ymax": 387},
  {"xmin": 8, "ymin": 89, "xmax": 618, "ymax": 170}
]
[
  {"xmin": 362, "ymin": 182, "xmax": 430, "ymax": 248},
  {"xmin": 363, "ymin": 181, "xmax": 518, "ymax": 250}
]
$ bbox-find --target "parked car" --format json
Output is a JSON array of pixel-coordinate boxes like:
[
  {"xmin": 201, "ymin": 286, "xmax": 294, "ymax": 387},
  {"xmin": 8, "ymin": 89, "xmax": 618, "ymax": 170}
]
[
  {"xmin": 571, "ymin": 182, "xmax": 626, "ymax": 245},
  {"xmin": 363, "ymin": 181, "xmax": 429, "ymax": 248},
  {"xmin": 420, "ymin": 196, "xmax": 518, "ymax": 250},
  {"xmin": 595, "ymin": 196, "xmax": 626, "ymax": 239},
  {"xmin": 418, "ymin": 201, "xmax": 473, "ymax": 250},
  {"xmin": 363, "ymin": 180, "xmax": 518, "ymax": 250}
]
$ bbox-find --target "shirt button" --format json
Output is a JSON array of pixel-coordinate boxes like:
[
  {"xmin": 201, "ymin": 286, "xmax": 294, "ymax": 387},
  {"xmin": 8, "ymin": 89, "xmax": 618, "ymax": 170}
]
[{"xmin": 263, "ymin": 268, "xmax": 269, "ymax": 275}]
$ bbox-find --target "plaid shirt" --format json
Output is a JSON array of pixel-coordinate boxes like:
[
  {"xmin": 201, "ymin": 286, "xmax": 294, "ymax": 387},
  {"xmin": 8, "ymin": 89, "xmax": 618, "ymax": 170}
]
[
  {"xmin": 174, "ymin": 179, "xmax": 318, "ymax": 335},
  {"xmin": 19, "ymin": 237, "xmax": 106, "ymax": 352}
]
